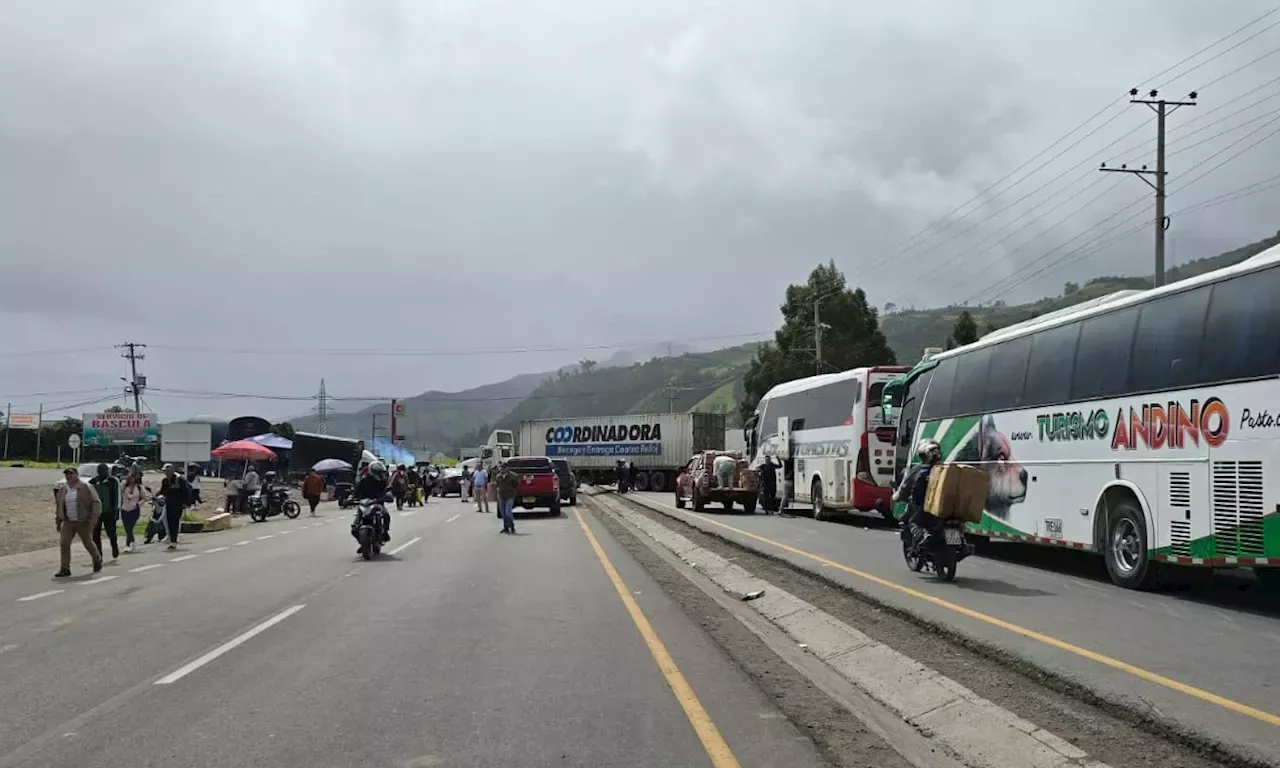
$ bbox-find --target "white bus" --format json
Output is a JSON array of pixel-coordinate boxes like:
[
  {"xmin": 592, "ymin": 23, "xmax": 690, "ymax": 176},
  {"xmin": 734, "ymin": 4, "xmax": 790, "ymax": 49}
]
[
  {"xmin": 746, "ymin": 366, "xmax": 908, "ymax": 521},
  {"xmin": 883, "ymin": 244, "xmax": 1280, "ymax": 589}
]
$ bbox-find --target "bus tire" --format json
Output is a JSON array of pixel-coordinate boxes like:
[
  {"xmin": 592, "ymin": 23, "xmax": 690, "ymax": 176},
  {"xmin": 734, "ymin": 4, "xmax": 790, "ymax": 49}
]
[
  {"xmin": 1103, "ymin": 500, "xmax": 1157, "ymax": 590},
  {"xmin": 811, "ymin": 479, "xmax": 828, "ymax": 521}
]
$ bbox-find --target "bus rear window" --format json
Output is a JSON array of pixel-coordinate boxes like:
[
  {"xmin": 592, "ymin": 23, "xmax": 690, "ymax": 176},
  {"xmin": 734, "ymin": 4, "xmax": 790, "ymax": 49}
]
[{"xmin": 867, "ymin": 382, "xmax": 886, "ymax": 408}]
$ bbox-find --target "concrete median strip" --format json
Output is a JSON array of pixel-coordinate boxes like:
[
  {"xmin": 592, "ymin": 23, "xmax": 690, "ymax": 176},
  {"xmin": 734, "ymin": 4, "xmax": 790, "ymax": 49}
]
[{"xmin": 595, "ymin": 495, "xmax": 1111, "ymax": 768}]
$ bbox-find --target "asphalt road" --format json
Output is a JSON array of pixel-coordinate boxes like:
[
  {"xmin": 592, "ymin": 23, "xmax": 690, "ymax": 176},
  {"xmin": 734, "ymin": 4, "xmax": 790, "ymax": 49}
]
[
  {"xmin": 625, "ymin": 491, "xmax": 1280, "ymax": 762},
  {"xmin": 0, "ymin": 467, "xmax": 63, "ymax": 490},
  {"xmin": 0, "ymin": 500, "xmax": 830, "ymax": 768}
]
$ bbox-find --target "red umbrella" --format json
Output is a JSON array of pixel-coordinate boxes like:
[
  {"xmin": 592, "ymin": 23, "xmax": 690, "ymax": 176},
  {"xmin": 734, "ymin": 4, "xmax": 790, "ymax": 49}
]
[{"xmin": 211, "ymin": 440, "xmax": 277, "ymax": 461}]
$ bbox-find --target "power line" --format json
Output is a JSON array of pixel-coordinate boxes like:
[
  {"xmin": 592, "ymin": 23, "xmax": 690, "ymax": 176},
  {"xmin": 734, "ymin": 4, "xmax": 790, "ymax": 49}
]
[
  {"xmin": 144, "ymin": 332, "xmax": 771, "ymax": 358},
  {"xmin": 0, "ymin": 346, "xmax": 113, "ymax": 359},
  {"xmin": 1151, "ymin": 7, "xmax": 1280, "ymax": 90},
  {"xmin": 1198, "ymin": 42, "xmax": 1280, "ymax": 91},
  {"xmin": 1172, "ymin": 171, "xmax": 1280, "ymax": 214},
  {"xmin": 980, "ymin": 219, "xmax": 1152, "ymax": 304}
]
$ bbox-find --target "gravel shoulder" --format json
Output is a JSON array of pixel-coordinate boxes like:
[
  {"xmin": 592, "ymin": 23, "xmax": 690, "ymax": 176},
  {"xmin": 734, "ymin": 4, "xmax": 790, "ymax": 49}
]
[{"xmin": 606, "ymin": 493, "xmax": 1265, "ymax": 768}]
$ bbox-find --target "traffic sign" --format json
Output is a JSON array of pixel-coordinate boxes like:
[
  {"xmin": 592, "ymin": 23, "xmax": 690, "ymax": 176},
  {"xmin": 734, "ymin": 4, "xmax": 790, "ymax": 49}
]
[
  {"xmin": 393, "ymin": 401, "xmax": 407, "ymax": 417},
  {"xmin": 67, "ymin": 434, "xmax": 82, "ymax": 450}
]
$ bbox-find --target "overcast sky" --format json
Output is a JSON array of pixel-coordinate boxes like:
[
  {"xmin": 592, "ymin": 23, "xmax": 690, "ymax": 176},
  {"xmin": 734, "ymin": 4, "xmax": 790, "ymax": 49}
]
[{"xmin": 3, "ymin": 0, "xmax": 1278, "ymax": 423}]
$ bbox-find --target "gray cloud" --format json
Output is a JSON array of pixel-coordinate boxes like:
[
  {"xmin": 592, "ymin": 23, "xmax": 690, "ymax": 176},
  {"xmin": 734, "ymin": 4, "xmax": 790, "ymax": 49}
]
[{"xmin": 1, "ymin": 0, "xmax": 1277, "ymax": 421}]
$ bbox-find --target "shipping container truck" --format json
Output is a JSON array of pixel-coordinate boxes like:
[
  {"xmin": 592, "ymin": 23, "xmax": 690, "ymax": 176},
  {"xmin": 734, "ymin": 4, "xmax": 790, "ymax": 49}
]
[
  {"xmin": 289, "ymin": 432, "xmax": 365, "ymax": 480},
  {"xmin": 517, "ymin": 412, "xmax": 725, "ymax": 492}
]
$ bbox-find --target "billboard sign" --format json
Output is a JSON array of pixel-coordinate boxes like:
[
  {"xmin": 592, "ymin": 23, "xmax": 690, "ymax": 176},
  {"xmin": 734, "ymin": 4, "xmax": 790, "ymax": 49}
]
[
  {"xmin": 161, "ymin": 422, "xmax": 212, "ymax": 463},
  {"xmin": 5, "ymin": 413, "xmax": 41, "ymax": 430},
  {"xmin": 83, "ymin": 412, "xmax": 160, "ymax": 447}
]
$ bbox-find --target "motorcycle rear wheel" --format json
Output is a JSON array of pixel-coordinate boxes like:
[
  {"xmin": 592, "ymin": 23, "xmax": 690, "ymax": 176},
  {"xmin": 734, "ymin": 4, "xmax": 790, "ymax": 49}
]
[{"xmin": 937, "ymin": 545, "xmax": 958, "ymax": 581}]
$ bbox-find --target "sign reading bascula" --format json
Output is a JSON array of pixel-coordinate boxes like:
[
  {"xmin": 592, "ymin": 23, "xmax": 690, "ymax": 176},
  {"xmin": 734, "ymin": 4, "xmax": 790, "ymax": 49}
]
[
  {"xmin": 544, "ymin": 422, "xmax": 663, "ymax": 457},
  {"xmin": 83, "ymin": 412, "xmax": 159, "ymax": 447}
]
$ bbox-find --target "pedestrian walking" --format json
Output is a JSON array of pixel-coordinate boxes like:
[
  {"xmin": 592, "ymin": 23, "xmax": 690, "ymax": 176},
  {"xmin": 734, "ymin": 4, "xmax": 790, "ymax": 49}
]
[
  {"xmin": 54, "ymin": 467, "xmax": 103, "ymax": 578},
  {"xmin": 302, "ymin": 468, "xmax": 325, "ymax": 515},
  {"xmin": 460, "ymin": 465, "xmax": 473, "ymax": 502},
  {"xmin": 494, "ymin": 461, "xmax": 519, "ymax": 534},
  {"xmin": 159, "ymin": 464, "xmax": 190, "ymax": 550},
  {"xmin": 120, "ymin": 472, "xmax": 146, "ymax": 551},
  {"xmin": 472, "ymin": 463, "xmax": 490, "ymax": 514},
  {"xmin": 90, "ymin": 463, "xmax": 122, "ymax": 560},
  {"xmin": 187, "ymin": 466, "xmax": 203, "ymax": 506}
]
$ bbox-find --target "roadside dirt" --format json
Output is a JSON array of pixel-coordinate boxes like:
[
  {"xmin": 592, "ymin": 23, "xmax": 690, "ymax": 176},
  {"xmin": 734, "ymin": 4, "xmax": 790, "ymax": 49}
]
[
  {"xmin": 605, "ymin": 494, "xmax": 1262, "ymax": 768},
  {"xmin": 588, "ymin": 499, "xmax": 914, "ymax": 768},
  {"xmin": 0, "ymin": 475, "xmax": 229, "ymax": 557}
]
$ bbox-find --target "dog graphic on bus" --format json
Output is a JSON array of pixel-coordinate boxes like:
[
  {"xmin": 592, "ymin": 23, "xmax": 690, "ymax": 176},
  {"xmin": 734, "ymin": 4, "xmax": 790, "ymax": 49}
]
[{"xmin": 953, "ymin": 415, "xmax": 1028, "ymax": 520}]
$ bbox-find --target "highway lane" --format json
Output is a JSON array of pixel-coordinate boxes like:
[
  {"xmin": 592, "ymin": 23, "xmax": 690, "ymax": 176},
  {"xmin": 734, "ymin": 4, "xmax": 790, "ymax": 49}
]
[
  {"xmin": 0, "ymin": 501, "xmax": 834, "ymax": 767},
  {"xmin": 625, "ymin": 491, "xmax": 1280, "ymax": 762}
]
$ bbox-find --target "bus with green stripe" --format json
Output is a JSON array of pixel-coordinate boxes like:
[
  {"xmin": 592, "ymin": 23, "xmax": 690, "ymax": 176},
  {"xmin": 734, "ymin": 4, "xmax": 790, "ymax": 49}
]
[{"xmin": 881, "ymin": 245, "xmax": 1280, "ymax": 589}]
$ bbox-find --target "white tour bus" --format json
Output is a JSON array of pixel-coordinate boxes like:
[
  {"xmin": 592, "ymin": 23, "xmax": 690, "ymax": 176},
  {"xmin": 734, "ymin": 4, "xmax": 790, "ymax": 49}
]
[
  {"xmin": 746, "ymin": 366, "xmax": 908, "ymax": 521},
  {"xmin": 883, "ymin": 244, "xmax": 1280, "ymax": 589}
]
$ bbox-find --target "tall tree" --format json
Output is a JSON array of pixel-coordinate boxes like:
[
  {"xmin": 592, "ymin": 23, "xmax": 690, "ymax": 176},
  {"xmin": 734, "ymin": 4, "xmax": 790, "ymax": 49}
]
[
  {"xmin": 271, "ymin": 421, "xmax": 296, "ymax": 439},
  {"xmin": 739, "ymin": 261, "xmax": 896, "ymax": 421},
  {"xmin": 948, "ymin": 310, "xmax": 979, "ymax": 348},
  {"xmin": 578, "ymin": 358, "xmax": 597, "ymax": 375}
]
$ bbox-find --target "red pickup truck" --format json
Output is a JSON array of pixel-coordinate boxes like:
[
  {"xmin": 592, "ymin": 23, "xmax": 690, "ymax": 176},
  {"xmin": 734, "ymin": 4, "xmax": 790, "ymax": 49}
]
[{"xmin": 504, "ymin": 456, "xmax": 562, "ymax": 516}]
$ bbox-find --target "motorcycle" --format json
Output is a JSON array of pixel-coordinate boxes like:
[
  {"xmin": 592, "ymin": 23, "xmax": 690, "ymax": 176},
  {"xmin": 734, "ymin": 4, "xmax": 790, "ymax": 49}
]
[
  {"xmin": 335, "ymin": 482, "xmax": 357, "ymax": 509},
  {"xmin": 353, "ymin": 493, "xmax": 393, "ymax": 560},
  {"xmin": 901, "ymin": 516, "xmax": 973, "ymax": 581},
  {"xmin": 247, "ymin": 486, "xmax": 301, "ymax": 522}
]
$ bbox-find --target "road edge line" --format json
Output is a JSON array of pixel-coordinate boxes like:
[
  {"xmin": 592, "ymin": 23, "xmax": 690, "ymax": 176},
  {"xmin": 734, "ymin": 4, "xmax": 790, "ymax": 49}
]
[
  {"xmin": 592, "ymin": 493, "xmax": 1112, "ymax": 768},
  {"xmin": 573, "ymin": 508, "xmax": 742, "ymax": 768}
]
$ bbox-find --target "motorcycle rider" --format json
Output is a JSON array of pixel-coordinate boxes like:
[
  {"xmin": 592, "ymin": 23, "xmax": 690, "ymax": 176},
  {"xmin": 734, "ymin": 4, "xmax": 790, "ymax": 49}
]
[
  {"xmin": 894, "ymin": 439, "xmax": 944, "ymax": 550},
  {"xmin": 261, "ymin": 470, "xmax": 281, "ymax": 512},
  {"xmin": 352, "ymin": 461, "xmax": 392, "ymax": 550}
]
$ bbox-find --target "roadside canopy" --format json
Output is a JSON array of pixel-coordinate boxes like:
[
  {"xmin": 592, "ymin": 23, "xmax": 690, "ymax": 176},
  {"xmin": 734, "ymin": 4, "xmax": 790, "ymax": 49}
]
[
  {"xmin": 246, "ymin": 433, "xmax": 293, "ymax": 450},
  {"xmin": 211, "ymin": 440, "xmax": 277, "ymax": 461}
]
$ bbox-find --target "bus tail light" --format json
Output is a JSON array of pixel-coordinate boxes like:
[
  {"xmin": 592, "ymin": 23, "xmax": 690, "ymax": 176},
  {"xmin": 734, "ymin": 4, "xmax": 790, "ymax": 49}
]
[{"xmin": 855, "ymin": 432, "xmax": 874, "ymax": 485}]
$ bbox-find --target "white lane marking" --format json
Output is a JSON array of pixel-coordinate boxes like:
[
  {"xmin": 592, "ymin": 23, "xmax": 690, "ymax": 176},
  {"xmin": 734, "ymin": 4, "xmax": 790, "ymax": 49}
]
[
  {"xmin": 154, "ymin": 604, "xmax": 306, "ymax": 685},
  {"xmin": 0, "ymin": 643, "xmax": 18, "ymax": 654},
  {"xmin": 256, "ymin": 535, "xmax": 275, "ymax": 540},
  {"xmin": 203, "ymin": 547, "xmax": 228, "ymax": 554},
  {"xmin": 129, "ymin": 564, "xmax": 165, "ymax": 573},
  {"xmin": 279, "ymin": 529, "xmax": 294, "ymax": 535},
  {"xmin": 234, "ymin": 540, "xmax": 253, "ymax": 546},
  {"xmin": 445, "ymin": 514, "xmax": 460, "ymax": 523},
  {"xmin": 400, "ymin": 510, "xmax": 418, "ymax": 518},
  {"xmin": 170, "ymin": 554, "xmax": 199, "ymax": 563},
  {"xmin": 82, "ymin": 576, "xmax": 118, "ymax": 586},
  {"xmin": 18, "ymin": 589, "xmax": 65, "ymax": 602},
  {"xmin": 388, "ymin": 536, "xmax": 422, "ymax": 555}
]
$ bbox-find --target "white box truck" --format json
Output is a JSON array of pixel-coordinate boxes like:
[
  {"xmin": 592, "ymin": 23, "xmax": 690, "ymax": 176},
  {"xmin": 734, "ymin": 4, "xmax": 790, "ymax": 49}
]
[{"xmin": 517, "ymin": 412, "xmax": 726, "ymax": 492}]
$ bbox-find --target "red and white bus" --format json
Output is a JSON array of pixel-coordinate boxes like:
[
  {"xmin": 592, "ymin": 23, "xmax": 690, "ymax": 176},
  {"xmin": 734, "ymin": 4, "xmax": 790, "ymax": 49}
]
[{"xmin": 746, "ymin": 366, "xmax": 908, "ymax": 521}]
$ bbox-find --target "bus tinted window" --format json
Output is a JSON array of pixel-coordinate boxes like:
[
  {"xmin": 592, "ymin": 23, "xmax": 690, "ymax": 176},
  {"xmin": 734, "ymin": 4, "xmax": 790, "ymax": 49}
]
[
  {"xmin": 1023, "ymin": 321, "xmax": 1080, "ymax": 407},
  {"xmin": 948, "ymin": 346, "xmax": 992, "ymax": 416},
  {"xmin": 1130, "ymin": 286, "xmax": 1209, "ymax": 392},
  {"xmin": 982, "ymin": 335, "xmax": 1032, "ymax": 412},
  {"xmin": 868, "ymin": 382, "xmax": 886, "ymax": 408},
  {"xmin": 1203, "ymin": 267, "xmax": 1280, "ymax": 382},
  {"xmin": 920, "ymin": 357, "xmax": 957, "ymax": 420},
  {"xmin": 1071, "ymin": 308, "xmax": 1138, "ymax": 401}
]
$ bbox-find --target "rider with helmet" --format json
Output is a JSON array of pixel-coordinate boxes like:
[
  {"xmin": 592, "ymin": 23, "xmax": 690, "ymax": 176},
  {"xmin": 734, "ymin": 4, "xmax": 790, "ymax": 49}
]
[
  {"xmin": 353, "ymin": 461, "xmax": 392, "ymax": 547},
  {"xmin": 894, "ymin": 439, "xmax": 944, "ymax": 547},
  {"xmin": 262, "ymin": 470, "xmax": 280, "ymax": 511}
]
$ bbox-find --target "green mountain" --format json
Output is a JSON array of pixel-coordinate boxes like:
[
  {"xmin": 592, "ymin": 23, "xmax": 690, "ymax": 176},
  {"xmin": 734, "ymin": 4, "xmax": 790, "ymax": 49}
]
[{"xmin": 879, "ymin": 229, "xmax": 1280, "ymax": 364}]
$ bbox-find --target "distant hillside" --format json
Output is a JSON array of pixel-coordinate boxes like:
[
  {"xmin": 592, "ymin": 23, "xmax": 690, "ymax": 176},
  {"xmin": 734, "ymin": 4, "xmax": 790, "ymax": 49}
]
[
  {"xmin": 879, "ymin": 229, "xmax": 1280, "ymax": 364},
  {"xmin": 291, "ymin": 371, "xmax": 552, "ymax": 451},
  {"xmin": 493, "ymin": 344, "xmax": 760, "ymax": 434}
]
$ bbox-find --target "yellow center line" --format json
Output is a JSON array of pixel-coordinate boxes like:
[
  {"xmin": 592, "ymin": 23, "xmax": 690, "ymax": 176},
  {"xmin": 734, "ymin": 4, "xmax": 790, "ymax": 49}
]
[
  {"xmin": 573, "ymin": 508, "xmax": 742, "ymax": 768},
  {"xmin": 658, "ymin": 501, "xmax": 1280, "ymax": 729}
]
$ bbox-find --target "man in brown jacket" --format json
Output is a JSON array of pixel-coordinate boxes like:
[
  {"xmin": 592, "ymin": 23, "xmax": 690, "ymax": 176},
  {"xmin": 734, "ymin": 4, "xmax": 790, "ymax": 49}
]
[{"xmin": 54, "ymin": 467, "xmax": 103, "ymax": 577}]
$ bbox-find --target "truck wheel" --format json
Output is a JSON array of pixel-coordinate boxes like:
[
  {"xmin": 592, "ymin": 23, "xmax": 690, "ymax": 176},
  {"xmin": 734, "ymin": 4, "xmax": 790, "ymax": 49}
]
[
  {"xmin": 550, "ymin": 499, "xmax": 562, "ymax": 517},
  {"xmin": 647, "ymin": 472, "xmax": 665, "ymax": 492},
  {"xmin": 674, "ymin": 489, "xmax": 685, "ymax": 509},
  {"xmin": 812, "ymin": 479, "xmax": 828, "ymax": 521},
  {"xmin": 723, "ymin": 499, "xmax": 733, "ymax": 512},
  {"xmin": 743, "ymin": 496, "xmax": 757, "ymax": 514},
  {"xmin": 634, "ymin": 473, "xmax": 649, "ymax": 492},
  {"xmin": 693, "ymin": 488, "xmax": 705, "ymax": 512},
  {"xmin": 1104, "ymin": 500, "xmax": 1157, "ymax": 590}
]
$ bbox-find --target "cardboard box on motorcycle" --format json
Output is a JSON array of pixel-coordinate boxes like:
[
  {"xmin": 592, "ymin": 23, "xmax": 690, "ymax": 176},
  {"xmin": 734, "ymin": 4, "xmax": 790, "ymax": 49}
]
[{"xmin": 923, "ymin": 463, "xmax": 988, "ymax": 524}]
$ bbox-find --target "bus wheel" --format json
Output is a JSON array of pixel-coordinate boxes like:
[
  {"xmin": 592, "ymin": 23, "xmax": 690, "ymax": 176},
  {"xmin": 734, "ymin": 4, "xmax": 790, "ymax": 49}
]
[
  {"xmin": 1104, "ymin": 500, "xmax": 1156, "ymax": 590},
  {"xmin": 812, "ymin": 479, "xmax": 828, "ymax": 521}
]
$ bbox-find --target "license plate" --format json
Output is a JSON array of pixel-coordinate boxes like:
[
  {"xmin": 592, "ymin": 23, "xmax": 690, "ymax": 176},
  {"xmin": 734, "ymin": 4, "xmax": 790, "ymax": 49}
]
[
  {"xmin": 522, "ymin": 496, "xmax": 536, "ymax": 504},
  {"xmin": 944, "ymin": 528, "xmax": 964, "ymax": 546}
]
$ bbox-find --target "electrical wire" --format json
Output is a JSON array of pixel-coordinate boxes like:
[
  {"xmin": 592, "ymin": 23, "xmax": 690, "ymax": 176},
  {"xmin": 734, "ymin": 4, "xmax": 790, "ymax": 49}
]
[
  {"xmin": 980, "ymin": 219, "xmax": 1153, "ymax": 305},
  {"xmin": 0, "ymin": 346, "xmax": 114, "ymax": 359},
  {"xmin": 145, "ymin": 332, "xmax": 772, "ymax": 358},
  {"xmin": 1167, "ymin": 103, "xmax": 1280, "ymax": 158},
  {"xmin": 1172, "ymin": 171, "xmax": 1280, "ymax": 214},
  {"xmin": 1198, "ymin": 42, "xmax": 1280, "ymax": 91},
  {"xmin": 1152, "ymin": 7, "xmax": 1280, "ymax": 90}
]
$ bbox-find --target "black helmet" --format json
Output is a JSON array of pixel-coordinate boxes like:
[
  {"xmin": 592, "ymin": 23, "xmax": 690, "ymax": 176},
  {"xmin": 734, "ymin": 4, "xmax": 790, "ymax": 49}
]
[{"xmin": 369, "ymin": 461, "xmax": 387, "ymax": 479}]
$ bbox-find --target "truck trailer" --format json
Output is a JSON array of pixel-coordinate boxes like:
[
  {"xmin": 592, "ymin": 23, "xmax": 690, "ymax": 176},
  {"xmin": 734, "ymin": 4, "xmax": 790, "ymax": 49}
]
[
  {"xmin": 289, "ymin": 432, "xmax": 366, "ymax": 479},
  {"xmin": 517, "ymin": 412, "xmax": 726, "ymax": 492}
]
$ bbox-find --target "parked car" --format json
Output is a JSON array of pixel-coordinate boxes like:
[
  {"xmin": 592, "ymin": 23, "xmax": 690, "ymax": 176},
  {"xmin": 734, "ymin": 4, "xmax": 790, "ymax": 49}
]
[
  {"xmin": 504, "ymin": 456, "xmax": 561, "ymax": 515},
  {"xmin": 674, "ymin": 450, "xmax": 758, "ymax": 513},
  {"xmin": 550, "ymin": 458, "xmax": 578, "ymax": 506}
]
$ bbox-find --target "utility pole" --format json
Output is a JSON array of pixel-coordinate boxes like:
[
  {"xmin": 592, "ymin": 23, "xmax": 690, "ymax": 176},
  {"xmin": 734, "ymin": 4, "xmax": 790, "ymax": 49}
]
[
  {"xmin": 1100, "ymin": 88, "xmax": 1196, "ymax": 288},
  {"xmin": 116, "ymin": 342, "xmax": 147, "ymax": 412},
  {"xmin": 390, "ymin": 399, "xmax": 398, "ymax": 445},
  {"xmin": 813, "ymin": 301, "xmax": 822, "ymax": 374},
  {"xmin": 371, "ymin": 412, "xmax": 384, "ymax": 447},
  {"xmin": 2, "ymin": 403, "xmax": 9, "ymax": 461},
  {"xmin": 313, "ymin": 379, "xmax": 330, "ymax": 434}
]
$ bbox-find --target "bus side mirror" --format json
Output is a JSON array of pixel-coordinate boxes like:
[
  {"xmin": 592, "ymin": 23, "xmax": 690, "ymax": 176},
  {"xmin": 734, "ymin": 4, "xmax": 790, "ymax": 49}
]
[{"xmin": 881, "ymin": 404, "xmax": 893, "ymax": 423}]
